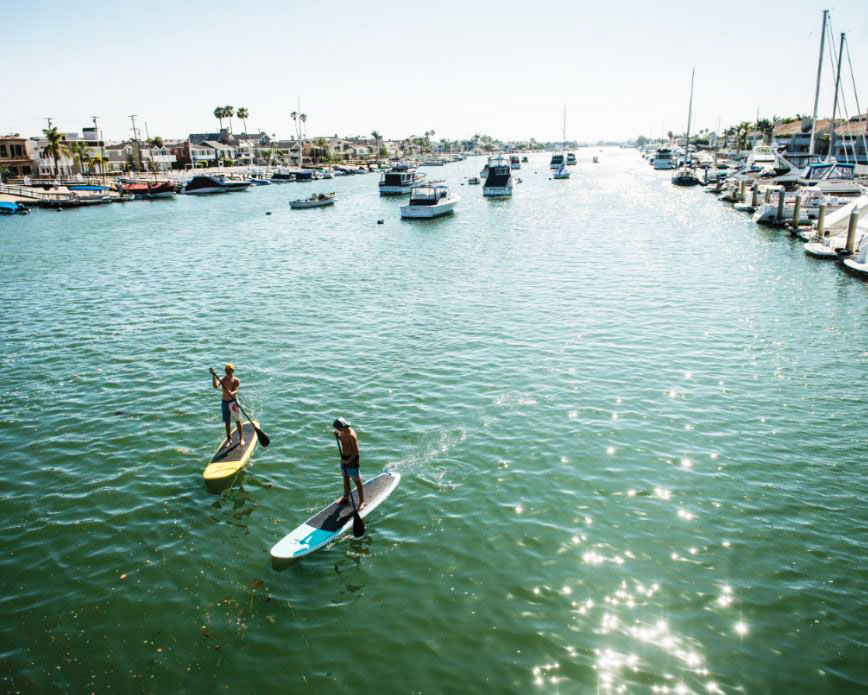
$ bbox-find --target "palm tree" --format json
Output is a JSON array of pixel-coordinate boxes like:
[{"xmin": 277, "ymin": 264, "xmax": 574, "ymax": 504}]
[
  {"xmin": 68, "ymin": 141, "xmax": 92, "ymax": 175},
  {"xmin": 300, "ymin": 113, "xmax": 307, "ymax": 139},
  {"xmin": 371, "ymin": 130, "xmax": 381, "ymax": 165},
  {"xmin": 146, "ymin": 136, "xmax": 164, "ymax": 174},
  {"xmin": 214, "ymin": 106, "xmax": 226, "ymax": 129},
  {"xmin": 41, "ymin": 126, "xmax": 68, "ymax": 177},
  {"xmin": 224, "ymin": 106, "xmax": 234, "ymax": 134},
  {"xmin": 237, "ymin": 107, "xmax": 249, "ymax": 134},
  {"xmin": 290, "ymin": 111, "xmax": 299, "ymax": 141}
]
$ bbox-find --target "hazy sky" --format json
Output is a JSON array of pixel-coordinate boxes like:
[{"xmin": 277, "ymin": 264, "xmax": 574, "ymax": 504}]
[{"xmin": 4, "ymin": 0, "xmax": 867, "ymax": 143}]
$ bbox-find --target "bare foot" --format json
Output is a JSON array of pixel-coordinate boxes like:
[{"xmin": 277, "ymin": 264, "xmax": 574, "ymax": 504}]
[
  {"xmin": 239, "ymin": 439, "xmax": 246, "ymax": 447},
  {"xmin": 358, "ymin": 501, "xmax": 366, "ymax": 511}
]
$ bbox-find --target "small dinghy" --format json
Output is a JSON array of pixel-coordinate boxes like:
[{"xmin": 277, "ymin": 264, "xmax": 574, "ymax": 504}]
[{"xmin": 289, "ymin": 192, "xmax": 336, "ymax": 209}]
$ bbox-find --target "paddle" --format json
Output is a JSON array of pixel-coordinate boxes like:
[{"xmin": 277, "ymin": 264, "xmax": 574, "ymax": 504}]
[
  {"xmin": 335, "ymin": 435, "xmax": 365, "ymax": 538},
  {"xmin": 210, "ymin": 368, "xmax": 270, "ymax": 447}
]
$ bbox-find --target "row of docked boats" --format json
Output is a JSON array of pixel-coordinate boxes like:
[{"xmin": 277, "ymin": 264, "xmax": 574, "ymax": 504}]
[{"xmin": 649, "ymin": 143, "xmax": 868, "ymax": 279}]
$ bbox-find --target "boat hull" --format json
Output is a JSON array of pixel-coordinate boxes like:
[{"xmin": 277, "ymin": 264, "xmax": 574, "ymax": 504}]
[
  {"xmin": 400, "ymin": 200, "xmax": 457, "ymax": 218},
  {"xmin": 483, "ymin": 186, "xmax": 513, "ymax": 197}
]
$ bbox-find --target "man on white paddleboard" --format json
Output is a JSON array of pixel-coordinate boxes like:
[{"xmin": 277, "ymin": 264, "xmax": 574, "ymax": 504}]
[{"xmin": 334, "ymin": 418, "xmax": 365, "ymax": 509}]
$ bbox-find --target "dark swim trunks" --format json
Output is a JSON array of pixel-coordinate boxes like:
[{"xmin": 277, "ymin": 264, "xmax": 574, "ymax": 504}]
[{"xmin": 221, "ymin": 399, "xmax": 240, "ymax": 424}]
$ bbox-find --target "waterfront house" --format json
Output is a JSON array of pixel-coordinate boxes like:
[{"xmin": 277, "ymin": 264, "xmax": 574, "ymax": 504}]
[
  {"xmin": 773, "ymin": 118, "xmax": 833, "ymax": 159},
  {"xmin": 0, "ymin": 135, "xmax": 34, "ymax": 179}
]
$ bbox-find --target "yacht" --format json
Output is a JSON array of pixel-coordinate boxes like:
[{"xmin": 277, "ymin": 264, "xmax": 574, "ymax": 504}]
[
  {"xmin": 482, "ymin": 155, "xmax": 513, "ymax": 197},
  {"xmin": 549, "ymin": 152, "xmax": 565, "ymax": 170},
  {"xmin": 566, "ymin": 153, "xmax": 577, "ymax": 165},
  {"xmin": 379, "ymin": 163, "xmax": 425, "ymax": 195},
  {"xmin": 400, "ymin": 183, "xmax": 459, "ymax": 218},
  {"xmin": 510, "ymin": 155, "xmax": 520, "ymax": 170},
  {"xmin": 651, "ymin": 148, "xmax": 676, "ymax": 170}
]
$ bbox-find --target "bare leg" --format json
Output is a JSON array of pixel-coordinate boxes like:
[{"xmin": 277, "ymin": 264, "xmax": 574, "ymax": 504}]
[
  {"xmin": 237, "ymin": 419, "xmax": 245, "ymax": 446},
  {"xmin": 224, "ymin": 420, "xmax": 232, "ymax": 445},
  {"xmin": 337, "ymin": 474, "xmax": 350, "ymax": 504},
  {"xmin": 355, "ymin": 476, "xmax": 365, "ymax": 509}
]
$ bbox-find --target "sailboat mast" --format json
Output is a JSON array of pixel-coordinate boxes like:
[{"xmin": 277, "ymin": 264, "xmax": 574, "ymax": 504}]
[
  {"xmin": 809, "ymin": 9, "xmax": 828, "ymax": 156},
  {"xmin": 829, "ymin": 32, "xmax": 845, "ymax": 162},
  {"xmin": 685, "ymin": 68, "xmax": 694, "ymax": 160}
]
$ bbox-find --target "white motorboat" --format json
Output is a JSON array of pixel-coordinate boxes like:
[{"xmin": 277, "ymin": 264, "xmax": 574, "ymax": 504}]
[
  {"xmin": 550, "ymin": 153, "xmax": 565, "ymax": 170},
  {"xmin": 566, "ymin": 153, "xmax": 577, "ymax": 165},
  {"xmin": 400, "ymin": 183, "xmax": 459, "ymax": 218},
  {"xmin": 290, "ymin": 192, "xmax": 336, "ymax": 209},
  {"xmin": 803, "ymin": 195, "xmax": 868, "ymax": 257},
  {"xmin": 421, "ymin": 158, "xmax": 444, "ymax": 166},
  {"xmin": 553, "ymin": 164, "xmax": 570, "ymax": 179},
  {"xmin": 482, "ymin": 155, "xmax": 513, "ymax": 197},
  {"xmin": 379, "ymin": 163, "xmax": 425, "ymax": 195},
  {"xmin": 182, "ymin": 174, "xmax": 240, "ymax": 194},
  {"xmin": 842, "ymin": 236, "xmax": 868, "ymax": 277},
  {"xmin": 510, "ymin": 155, "xmax": 520, "ymax": 170},
  {"xmin": 466, "ymin": 177, "xmax": 480, "ymax": 185}
]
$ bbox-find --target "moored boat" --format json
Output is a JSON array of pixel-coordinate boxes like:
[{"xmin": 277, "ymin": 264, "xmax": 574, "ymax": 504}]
[
  {"xmin": 379, "ymin": 163, "xmax": 425, "ymax": 195},
  {"xmin": 400, "ymin": 183, "xmax": 459, "ymax": 218},
  {"xmin": 290, "ymin": 192, "xmax": 336, "ymax": 209},
  {"xmin": 0, "ymin": 201, "xmax": 31, "ymax": 215},
  {"xmin": 482, "ymin": 155, "xmax": 513, "ymax": 197}
]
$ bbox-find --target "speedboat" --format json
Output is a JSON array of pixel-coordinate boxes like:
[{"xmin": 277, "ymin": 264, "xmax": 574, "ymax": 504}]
[
  {"xmin": 421, "ymin": 158, "xmax": 444, "ymax": 166},
  {"xmin": 249, "ymin": 178, "xmax": 272, "ymax": 185},
  {"xmin": 400, "ymin": 183, "xmax": 459, "ymax": 218},
  {"xmin": 0, "ymin": 201, "xmax": 30, "ymax": 215},
  {"xmin": 550, "ymin": 152, "xmax": 565, "ymax": 170},
  {"xmin": 379, "ymin": 163, "xmax": 425, "ymax": 195},
  {"xmin": 482, "ymin": 155, "xmax": 513, "ymax": 197},
  {"xmin": 842, "ymin": 236, "xmax": 868, "ymax": 278},
  {"xmin": 182, "ymin": 175, "xmax": 238, "ymax": 194},
  {"xmin": 566, "ymin": 153, "xmax": 577, "ymax": 165},
  {"xmin": 290, "ymin": 192, "xmax": 336, "ymax": 209}
]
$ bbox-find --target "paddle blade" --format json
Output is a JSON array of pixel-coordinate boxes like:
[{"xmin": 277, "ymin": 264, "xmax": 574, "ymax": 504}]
[
  {"xmin": 352, "ymin": 512, "xmax": 365, "ymax": 538},
  {"xmin": 255, "ymin": 427, "xmax": 270, "ymax": 447}
]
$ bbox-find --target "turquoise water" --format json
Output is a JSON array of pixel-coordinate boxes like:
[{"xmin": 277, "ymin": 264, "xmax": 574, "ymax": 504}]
[{"xmin": 2, "ymin": 150, "xmax": 868, "ymax": 694}]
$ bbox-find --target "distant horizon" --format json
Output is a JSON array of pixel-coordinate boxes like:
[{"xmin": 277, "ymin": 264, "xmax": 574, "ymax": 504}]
[{"xmin": 4, "ymin": 0, "xmax": 867, "ymax": 144}]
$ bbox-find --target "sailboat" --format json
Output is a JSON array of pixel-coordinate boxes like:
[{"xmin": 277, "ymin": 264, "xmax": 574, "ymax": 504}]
[
  {"xmin": 672, "ymin": 69, "xmax": 700, "ymax": 186},
  {"xmin": 553, "ymin": 105, "xmax": 571, "ymax": 179}
]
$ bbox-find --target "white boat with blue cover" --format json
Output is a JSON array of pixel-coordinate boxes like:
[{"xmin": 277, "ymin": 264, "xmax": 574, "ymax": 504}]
[{"xmin": 270, "ymin": 472, "xmax": 401, "ymax": 561}]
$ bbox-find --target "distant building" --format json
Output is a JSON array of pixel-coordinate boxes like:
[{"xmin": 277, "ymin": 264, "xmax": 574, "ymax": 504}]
[{"xmin": 0, "ymin": 135, "xmax": 34, "ymax": 178}]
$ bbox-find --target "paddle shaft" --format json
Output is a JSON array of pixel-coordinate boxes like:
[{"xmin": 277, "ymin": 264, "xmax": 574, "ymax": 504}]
[{"xmin": 211, "ymin": 369, "xmax": 270, "ymax": 446}]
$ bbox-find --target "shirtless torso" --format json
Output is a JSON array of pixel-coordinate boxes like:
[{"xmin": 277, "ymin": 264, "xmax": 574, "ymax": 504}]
[
  {"xmin": 336, "ymin": 427, "xmax": 359, "ymax": 459},
  {"xmin": 219, "ymin": 375, "xmax": 240, "ymax": 401}
]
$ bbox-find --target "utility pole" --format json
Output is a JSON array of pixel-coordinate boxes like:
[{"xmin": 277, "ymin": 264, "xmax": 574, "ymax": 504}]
[
  {"xmin": 809, "ymin": 9, "xmax": 828, "ymax": 156},
  {"xmin": 829, "ymin": 33, "xmax": 845, "ymax": 162},
  {"xmin": 129, "ymin": 114, "xmax": 142, "ymax": 171}
]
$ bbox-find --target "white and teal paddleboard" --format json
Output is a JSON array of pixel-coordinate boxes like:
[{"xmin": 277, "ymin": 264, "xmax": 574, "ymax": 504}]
[{"xmin": 270, "ymin": 472, "xmax": 401, "ymax": 561}]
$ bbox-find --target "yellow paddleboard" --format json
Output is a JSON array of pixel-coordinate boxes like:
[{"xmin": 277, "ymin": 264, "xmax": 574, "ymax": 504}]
[{"xmin": 203, "ymin": 421, "xmax": 258, "ymax": 485}]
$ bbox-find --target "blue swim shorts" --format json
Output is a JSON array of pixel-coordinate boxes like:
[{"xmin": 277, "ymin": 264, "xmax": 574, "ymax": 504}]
[{"xmin": 341, "ymin": 455, "xmax": 360, "ymax": 478}]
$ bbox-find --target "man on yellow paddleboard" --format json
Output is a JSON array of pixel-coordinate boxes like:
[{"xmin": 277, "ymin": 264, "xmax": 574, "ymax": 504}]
[
  {"xmin": 210, "ymin": 364, "xmax": 244, "ymax": 447},
  {"xmin": 334, "ymin": 418, "xmax": 365, "ymax": 510}
]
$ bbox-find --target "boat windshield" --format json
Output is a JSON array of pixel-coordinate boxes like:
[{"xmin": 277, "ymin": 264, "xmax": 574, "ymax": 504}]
[{"xmin": 410, "ymin": 186, "xmax": 447, "ymax": 204}]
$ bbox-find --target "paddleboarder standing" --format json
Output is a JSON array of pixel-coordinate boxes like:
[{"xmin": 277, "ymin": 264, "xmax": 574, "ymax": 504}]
[
  {"xmin": 334, "ymin": 418, "xmax": 364, "ymax": 509},
  {"xmin": 210, "ymin": 364, "xmax": 244, "ymax": 447}
]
